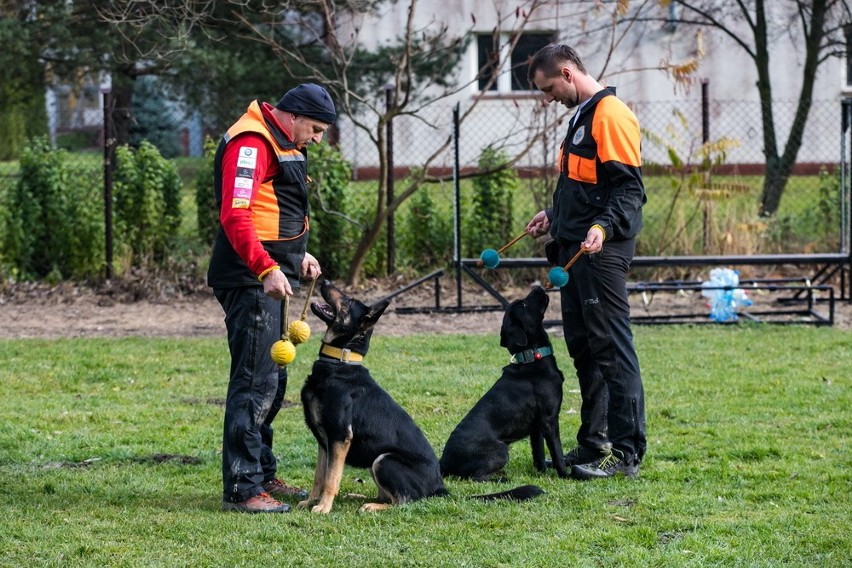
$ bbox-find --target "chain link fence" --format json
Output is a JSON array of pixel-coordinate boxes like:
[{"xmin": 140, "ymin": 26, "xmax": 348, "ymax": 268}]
[
  {"xmin": 337, "ymin": 94, "xmax": 847, "ymax": 260},
  {"xmin": 0, "ymin": 89, "xmax": 848, "ymax": 284}
]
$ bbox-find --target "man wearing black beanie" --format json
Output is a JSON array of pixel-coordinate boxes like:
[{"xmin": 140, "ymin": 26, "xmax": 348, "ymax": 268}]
[{"xmin": 208, "ymin": 83, "xmax": 336, "ymax": 513}]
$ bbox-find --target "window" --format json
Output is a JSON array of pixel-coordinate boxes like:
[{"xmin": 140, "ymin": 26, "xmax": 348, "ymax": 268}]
[
  {"xmin": 846, "ymin": 25, "xmax": 852, "ymax": 87},
  {"xmin": 476, "ymin": 32, "xmax": 554, "ymax": 93}
]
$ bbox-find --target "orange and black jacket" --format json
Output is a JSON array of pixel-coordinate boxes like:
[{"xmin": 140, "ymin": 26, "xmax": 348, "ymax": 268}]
[
  {"xmin": 207, "ymin": 101, "xmax": 309, "ymax": 289},
  {"xmin": 549, "ymin": 87, "xmax": 646, "ymax": 244}
]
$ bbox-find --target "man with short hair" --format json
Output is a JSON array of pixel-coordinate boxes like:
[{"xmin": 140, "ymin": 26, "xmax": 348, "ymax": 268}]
[
  {"xmin": 526, "ymin": 44, "xmax": 647, "ymax": 480},
  {"xmin": 209, "ymin": 83, "xmax": 335, "ymax": 512}
]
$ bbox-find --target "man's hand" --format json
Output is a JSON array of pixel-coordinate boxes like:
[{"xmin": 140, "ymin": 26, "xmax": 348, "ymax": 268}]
[
  {"xmin": 581, "ymin": 225, "xmax": 605, "ymax": 254},
  {"xmin": 262, "ymin": 268, "xmax": 293, "ymax": 300},
  {"xmin": 301, "ymin": 252, "xmax": 322, "ymax": 280},
  {"xmin": 526, "ymin": 210, "xmax": 550, "ymax": 238}
]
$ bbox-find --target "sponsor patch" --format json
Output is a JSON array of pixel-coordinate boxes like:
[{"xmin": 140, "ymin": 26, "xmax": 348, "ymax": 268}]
[
  {"xmin": 234, "ymin": 176, "xmax": 253, "ymax": 189},
  {"xmin": 231, "ymin": 198, "xmax": 250, "ymax": 209},
  {"xmin": 236, "ymin": 167, "xmax": 254, "ymax": 178},
  {"xmin": 572, "ymin": 126, "xmax": 585, "ymax": 146},
  {"xmin": 237, "ymin": 147, "xmax": 258, "ymax": 169}
]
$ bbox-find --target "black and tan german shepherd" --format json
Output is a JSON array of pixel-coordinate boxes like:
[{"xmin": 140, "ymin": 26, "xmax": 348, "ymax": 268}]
[
  {"xmin": 439, "ymin": 286, "xmax": 570, "ymax": 480},
  {"xmin": 299, "ymin": 280, "xmax": 543, "ymax": 513}
]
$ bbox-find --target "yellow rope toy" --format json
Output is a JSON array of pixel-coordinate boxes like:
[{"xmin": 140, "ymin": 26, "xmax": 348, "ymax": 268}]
[
  {"xmin": 270, "ymin": 278, "xmax": 317, "ymax": 366},
  {"xmin": 289, "ymin": 277, "xmax": 317, "ymax": 345}
]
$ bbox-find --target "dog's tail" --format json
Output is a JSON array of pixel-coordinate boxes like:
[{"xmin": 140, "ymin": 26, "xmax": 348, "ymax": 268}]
[{"xmin": 470, "ymin": 484, "xmax": 544, "ymax": 502}]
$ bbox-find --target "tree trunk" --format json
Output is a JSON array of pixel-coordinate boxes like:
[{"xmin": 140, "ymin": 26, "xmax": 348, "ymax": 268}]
[
  {"xmin": 345, "ymin": 122, "xmax": 390, "ymax": 286},
  {"xmin": 758, "ymin": 0, "xmax": 828, "ymax": 217},
  {"xmin": 760, "ymin": 156, "xmax": 789, "ymax": 217}
]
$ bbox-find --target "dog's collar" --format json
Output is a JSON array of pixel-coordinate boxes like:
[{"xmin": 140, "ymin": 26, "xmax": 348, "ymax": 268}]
[
  {"xmin": 510, "ymin": 346, "xmax": 553, "ymax": 365},
  {"xmin": 320, "ymin": 344, "xmax": 364, "ymax": 365}
]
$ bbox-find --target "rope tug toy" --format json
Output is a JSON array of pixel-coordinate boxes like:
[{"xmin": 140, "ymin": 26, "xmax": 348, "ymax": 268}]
[
  {"xmin": 288, "ymin": 277, "xmax": 317, "ymax": 345},
  {"xmin": 546, "ymin": 247, "xmax": 587, "ymax": 289},
  {"xmin": 270, "ymin": 294, "xmax": 297, "ymax": 366},
  {"xmin": 478, "ymin": 230, "xmax": 530, "ymax": 269},
  {"xmin": 270, "ymin": 277, "xmax": 318, "ymax": 366}
]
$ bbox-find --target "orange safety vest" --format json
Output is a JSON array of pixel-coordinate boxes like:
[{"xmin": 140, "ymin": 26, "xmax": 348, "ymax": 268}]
[{"xmin": 208, "ymin": 101, "xmax": 310, "ymax": 288}]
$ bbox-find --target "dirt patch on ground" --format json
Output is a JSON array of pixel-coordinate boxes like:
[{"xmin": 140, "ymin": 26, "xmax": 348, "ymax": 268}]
[{"xmin": 0, "ymin": 275, "xmax": 848, "ymax": 340}]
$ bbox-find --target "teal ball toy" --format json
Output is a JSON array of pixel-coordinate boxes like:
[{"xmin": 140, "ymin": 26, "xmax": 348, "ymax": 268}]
[
  {"xmin": 480, "ymin": 248, "xmax": 500, "ymax": 269},
  {"xmin": 548, "ymin": 266, "xmax": 570, "ymax": 288}
]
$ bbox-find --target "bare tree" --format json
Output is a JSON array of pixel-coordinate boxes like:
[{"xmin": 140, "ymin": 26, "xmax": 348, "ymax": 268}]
[
  {"xmin": 239, "ymin": 0, "xmax": 567, "ymax": 284},
  {"xmin": 95, "ymin": 0, "xmax": 692, "ymax": 285},
  {"xmin": 644, "ymin": 0, "xmax": 851, "ymax": 216},
  {"xmin": 232, "ymin": 0, "xmax": 687, "ymax": 284}
]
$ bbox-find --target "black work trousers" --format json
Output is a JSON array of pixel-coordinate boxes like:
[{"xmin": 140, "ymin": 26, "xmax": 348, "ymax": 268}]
[
  {"xmin": 214, "ymin": 286, "xmax": 288, "ymax": 503},
  {"xmin": 558, "ymin": 238, "xmax": 646, "ymax": 463}
]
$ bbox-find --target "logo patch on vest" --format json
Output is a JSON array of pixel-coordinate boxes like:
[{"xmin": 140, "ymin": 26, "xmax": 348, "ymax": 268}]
[
  {"xmin": 231, "ymin": 198, "xmax": 250, "ymax": 209},
  {"xmin": 237, "ymin": 147, "xmax": 258, "ymax": 169},
  {"xmin": 232, "ymin": 173, "xmax": 254, "ymax": 200},
  {"xmin": 572, "ymin": 125, "xmax": 585, "ymax": 146}
]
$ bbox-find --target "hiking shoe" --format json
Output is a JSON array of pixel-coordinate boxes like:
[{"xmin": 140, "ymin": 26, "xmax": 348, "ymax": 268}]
[
  {"xmin": 564, "ymin": 446, "xmax": 608, "ymax": 467},
  {"xmin": 545, "ymin": 446, "xmax": 606, "ymax": 469},
  {"xmin": 571, "ymin": 449, "xmax": 639, "ymax": 480},
  {"xmin": 262, "ymin": 478, "xmax": 309, "ymax": 500},
  {"xmin": 222, "ymin": 492, "xmax": 291, "ymax": 513}
]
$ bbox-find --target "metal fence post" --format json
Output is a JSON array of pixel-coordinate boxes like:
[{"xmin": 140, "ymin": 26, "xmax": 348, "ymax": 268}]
[
  {"xmin": 385, "ymin": 84, "xmax": 395, "ymax": 274},
  {"xmin": 102, "ymin": 89, "xmax": 114, "ymax": 280},
  {"xmin": 843, "ymin": 99, "xmax": 851, "ymax": 253},
  {"xmin": 701, "ymin": 79, "xmax": 709, "ymax": 143},
  {"xmin": 453, "ymin": 102, "xmax": 462, "ymax": 309}
]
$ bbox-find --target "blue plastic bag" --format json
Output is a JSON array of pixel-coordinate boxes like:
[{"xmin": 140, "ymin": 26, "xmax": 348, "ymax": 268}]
[{"xmin": 700, "ymin": 268, "xmax": 752, "ymax": 322}]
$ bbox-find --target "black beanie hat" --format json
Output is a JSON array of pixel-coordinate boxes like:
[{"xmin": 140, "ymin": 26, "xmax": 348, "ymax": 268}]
[{"xmin": 275, "ymin": 83, "xmax": 336, "ymax": 124}]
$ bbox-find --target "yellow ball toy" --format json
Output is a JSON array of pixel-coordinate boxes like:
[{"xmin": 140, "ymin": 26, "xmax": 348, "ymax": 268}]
[
  {"xmin": 288, "ymin": 320, "xmax": 311, "ymax": 345},
  {"xmin": 270, "ymin": 339, "xmax": 296, "ymax": 366}
]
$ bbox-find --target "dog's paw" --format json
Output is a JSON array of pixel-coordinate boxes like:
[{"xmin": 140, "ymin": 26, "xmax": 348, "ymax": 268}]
[
  {"xmin": 311, "ymin": 502, "xmax": 333, "ymax": 514},
  {"xmin": 297, "ymin": 499, "xmax": 314, "ymax": 509},
  {"xmin": 359, "ymin": 502, "xmax": 391, "ymax": 513}
]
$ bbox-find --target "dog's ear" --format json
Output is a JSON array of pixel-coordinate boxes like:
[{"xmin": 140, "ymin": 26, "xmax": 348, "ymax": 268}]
[
  {"xmin": 506, "ymin": 327, "xmax": 528, "ymax": 348},
  {"xmin": 365, "ymin": 298, "xmax": 390, "ymax": 324},
  {"xmin": 500, "ymin": 310, "xmax": 528, "ymax": 348}
]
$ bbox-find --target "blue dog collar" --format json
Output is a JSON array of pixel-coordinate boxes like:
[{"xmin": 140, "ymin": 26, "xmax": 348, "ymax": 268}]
[{"xmin": 510, "ymin": 346, "xmax": 553, "ymax": 364}]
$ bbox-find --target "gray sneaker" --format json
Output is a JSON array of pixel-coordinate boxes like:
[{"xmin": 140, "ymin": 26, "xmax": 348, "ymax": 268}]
[
  {"xmin": 564, "ymin": 446, "xmax": 607, "ymax": 467},
  {"xmin": 571, "ymin": 449, "xmax": 639, "ymax": 480},
  {"xmin": 545, "ymin": 446, "xmax": 606, "ymax": 469}
]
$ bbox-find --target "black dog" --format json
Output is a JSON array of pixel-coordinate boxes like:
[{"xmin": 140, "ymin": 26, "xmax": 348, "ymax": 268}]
[
  {"xmin": 439, "ymin": 286, "xmax": 570, "ymax": 480},
  {"xmin": 299, "ymin": 281, "xmax": 543, "ymax": 513}
]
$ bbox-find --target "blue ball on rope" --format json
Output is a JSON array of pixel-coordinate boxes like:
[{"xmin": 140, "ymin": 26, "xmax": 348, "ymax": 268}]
[
  {"xmin": 548, "ymin": 266, "xmax": 570, "ymax": 288},
  {"xmin": 480, "ymin": 248, "xmax": 500, "ymax": 269}
]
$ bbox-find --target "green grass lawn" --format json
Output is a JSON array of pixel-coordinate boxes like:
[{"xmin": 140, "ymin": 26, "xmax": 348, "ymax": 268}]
[{"xmin": 0, "ymin": 326, "xmax": 850, "ymax": 566}]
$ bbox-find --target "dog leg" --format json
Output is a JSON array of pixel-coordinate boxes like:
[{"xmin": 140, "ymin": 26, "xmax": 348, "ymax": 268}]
[
  {"xmin": 360, "ymin": 454, "xmax": 397, "ymax": 512},
  {"xmin": 530, "ymin": 424, "xmax": 547, "ymax": 472},
  {"xmin": 311, "ymin": 431, "xmax": 352, "ymax": 514},
  {"xmin": 298, "ymin": 443, "xmax": 328, "ymax": 509},
  {"xmin": 360, "ymin": 502, "xmax": 392, "ymax": 512},
  {"xmin": 542, "ymin": 421, "xmax": 570, "ymax": 478}
]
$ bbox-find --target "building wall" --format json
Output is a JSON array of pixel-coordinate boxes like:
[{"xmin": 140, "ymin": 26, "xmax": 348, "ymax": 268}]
[{"xmin": 334, "ymin": 0, "xmax": 846, "ymax": 171}]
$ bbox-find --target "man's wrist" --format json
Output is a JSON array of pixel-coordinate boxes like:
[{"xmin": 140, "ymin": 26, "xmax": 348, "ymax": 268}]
[
  {"xmin": 258, "ymin": 265, "xmax": 280, "ymax": 282},
  {"xmin": 591, "ymin": 224, "xmax": 606, "ymax": 242}
]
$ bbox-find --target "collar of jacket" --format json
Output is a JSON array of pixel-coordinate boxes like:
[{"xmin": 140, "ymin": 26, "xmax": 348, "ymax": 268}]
[
  {"xmin": 510, "ymin": 345, "xmax": 553, "ymax": 365},
  {"xmin": 320, "ymin": 344, "xmax": 364, "ymax": 365}
]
